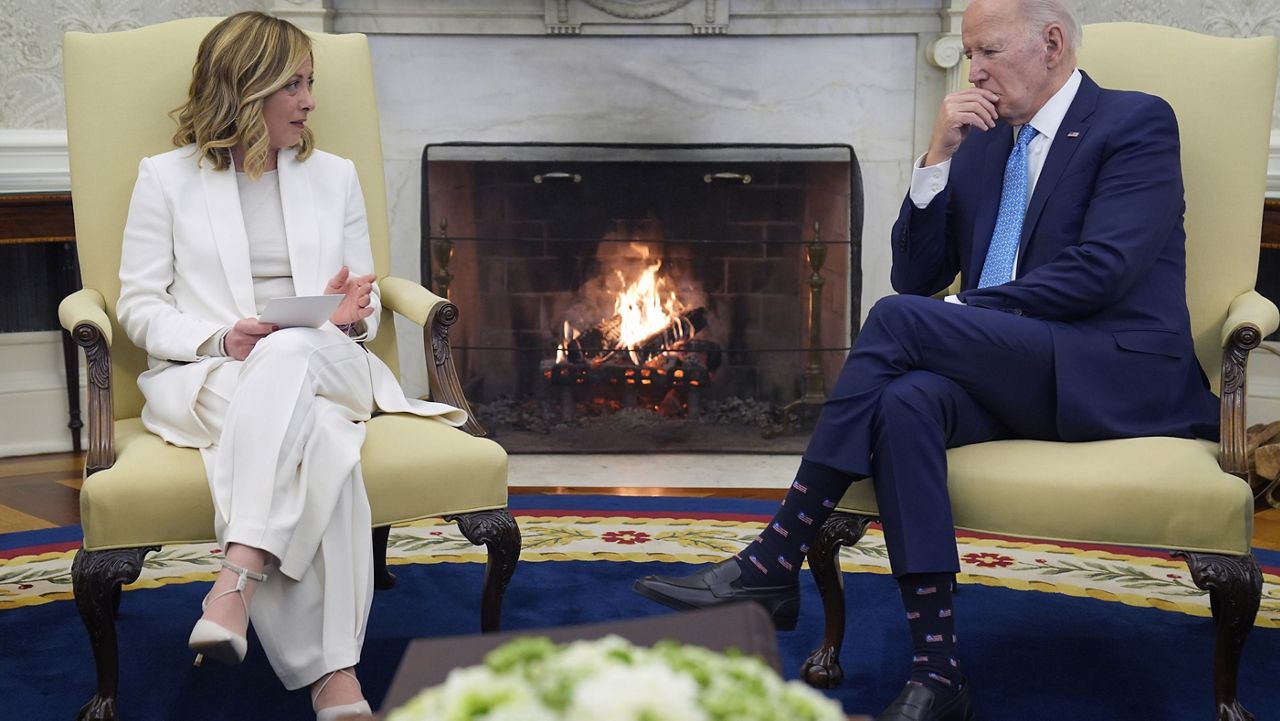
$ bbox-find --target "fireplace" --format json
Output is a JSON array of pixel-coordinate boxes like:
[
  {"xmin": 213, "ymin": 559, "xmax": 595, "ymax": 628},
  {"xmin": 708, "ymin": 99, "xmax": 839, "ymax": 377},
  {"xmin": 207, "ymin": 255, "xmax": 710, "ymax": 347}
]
[{"xmin": 423, "ymin": 143, "xmax": 861, "ymax": 452}]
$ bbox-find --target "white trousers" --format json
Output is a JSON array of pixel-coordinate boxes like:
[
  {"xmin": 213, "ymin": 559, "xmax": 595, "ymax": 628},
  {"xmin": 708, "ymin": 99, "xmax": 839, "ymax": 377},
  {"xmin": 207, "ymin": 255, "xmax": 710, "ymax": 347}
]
[{"xmin": 195, "ymin": 326, "xmax": 376, "ymax": 690}]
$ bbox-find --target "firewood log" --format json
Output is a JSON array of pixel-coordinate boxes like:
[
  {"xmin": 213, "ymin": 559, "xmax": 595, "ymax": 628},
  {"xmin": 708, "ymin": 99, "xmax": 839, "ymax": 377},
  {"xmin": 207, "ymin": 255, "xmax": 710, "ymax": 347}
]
[
  {"xmin": 570, "ymin": 307, "xmax": 708, "ymax": 362},
  {"xmin": 1253, "ymin": 443, "xmax": 1280, "ymax": 482},
  {"xmin": 1246, "ymin": 420, "xmax": 1280, "ymax": 456}
]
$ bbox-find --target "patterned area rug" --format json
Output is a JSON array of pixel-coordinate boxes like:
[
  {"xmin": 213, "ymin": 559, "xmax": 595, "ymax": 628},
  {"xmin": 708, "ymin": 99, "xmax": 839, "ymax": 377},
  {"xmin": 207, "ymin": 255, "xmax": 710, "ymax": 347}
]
[
  {"xmin": 5, "ymin": 500, "xmax": 1277, "ymax": 626},
  {"xmin": 2, "ymin": 494, "xmax": 1279, "ymax": 721}
]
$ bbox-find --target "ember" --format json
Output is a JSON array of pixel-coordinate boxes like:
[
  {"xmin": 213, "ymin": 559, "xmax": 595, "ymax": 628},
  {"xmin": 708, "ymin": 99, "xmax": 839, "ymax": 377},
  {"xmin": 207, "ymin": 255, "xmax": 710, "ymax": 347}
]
[{"xmin": 545, "ymin": 234, "xmax": 721, "ymax": 420}]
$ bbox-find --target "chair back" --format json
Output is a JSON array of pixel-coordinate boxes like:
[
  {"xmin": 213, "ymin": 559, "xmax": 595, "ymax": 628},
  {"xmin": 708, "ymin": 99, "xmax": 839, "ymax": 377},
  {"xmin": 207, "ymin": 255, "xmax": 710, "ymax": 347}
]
[
  {"xmin": 1076, "ymin": 23, "xmax": 1277, "ymax": 393},
  {"xmin": 62, "ymin": 17, "xmax": 399, "ymax": 420},
  {"xmin": 958, "ymin": 24, "xmax": 1276, "ymax": 392}
]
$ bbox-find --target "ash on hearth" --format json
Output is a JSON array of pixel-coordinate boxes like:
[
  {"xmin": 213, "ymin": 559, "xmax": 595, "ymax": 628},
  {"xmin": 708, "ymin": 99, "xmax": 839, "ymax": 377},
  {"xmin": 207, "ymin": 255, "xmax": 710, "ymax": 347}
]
[
  {"xmin": 472, "ymin": 395, "xmax": 806, "ymax": 454},
  {"xmin": 474, "ymin": 396, "xmax": 780, "ymax": 436}
]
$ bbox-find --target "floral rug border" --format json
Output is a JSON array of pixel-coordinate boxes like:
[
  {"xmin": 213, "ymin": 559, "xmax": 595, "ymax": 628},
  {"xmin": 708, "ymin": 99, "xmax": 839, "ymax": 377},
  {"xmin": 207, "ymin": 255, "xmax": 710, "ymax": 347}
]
[{"xmin": 2, "ymin": 514, "xmax": 1277, "ymax": 628}]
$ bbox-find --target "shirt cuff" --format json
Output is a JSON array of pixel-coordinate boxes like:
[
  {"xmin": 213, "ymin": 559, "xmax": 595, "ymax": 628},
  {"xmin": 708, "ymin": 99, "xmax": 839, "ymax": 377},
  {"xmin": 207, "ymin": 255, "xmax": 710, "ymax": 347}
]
[
  {"xmin": 197, "ymin": 327, "xmax": 231, "ymax": 358},
  {"xmin": 944, "ymin": 294, "xmax": 963, "ymax": 305},
  {"xmin": 909, "ymin": 153, "xmax": 951, "ymax": 209},
  {"xmin": 339, "ymin": 319, "xmax": 369, "ymax": 341}
]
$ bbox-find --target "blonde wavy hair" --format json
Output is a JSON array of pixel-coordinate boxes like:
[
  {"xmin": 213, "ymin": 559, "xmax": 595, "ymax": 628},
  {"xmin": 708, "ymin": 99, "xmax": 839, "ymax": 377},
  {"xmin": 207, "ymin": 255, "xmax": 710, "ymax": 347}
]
[{"xmin": 171, "ymin": 11, "xmax": 314, "ymax": 178}]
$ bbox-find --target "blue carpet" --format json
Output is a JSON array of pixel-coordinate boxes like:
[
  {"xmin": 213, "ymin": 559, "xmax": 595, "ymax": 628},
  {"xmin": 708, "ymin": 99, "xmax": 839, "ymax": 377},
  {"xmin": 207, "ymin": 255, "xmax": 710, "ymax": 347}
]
[{"xmin": 1, "ymin": 495, "xmax": 1277, "ymax": 720}]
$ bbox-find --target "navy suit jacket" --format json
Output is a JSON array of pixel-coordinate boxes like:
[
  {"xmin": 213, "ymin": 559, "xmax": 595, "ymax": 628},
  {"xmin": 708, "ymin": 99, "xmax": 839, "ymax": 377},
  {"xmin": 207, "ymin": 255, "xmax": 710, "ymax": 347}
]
[{"xmin": 889, "ymin": 71, "xmax": 1219, "ymax": 442}]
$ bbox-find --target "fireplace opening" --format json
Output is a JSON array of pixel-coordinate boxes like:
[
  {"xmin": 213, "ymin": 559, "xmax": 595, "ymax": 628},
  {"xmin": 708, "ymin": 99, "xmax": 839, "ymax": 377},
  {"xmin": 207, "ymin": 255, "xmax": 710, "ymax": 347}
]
[{"xmin": 423, "ymin": 143, "xmax": 862, "ymax": 453}]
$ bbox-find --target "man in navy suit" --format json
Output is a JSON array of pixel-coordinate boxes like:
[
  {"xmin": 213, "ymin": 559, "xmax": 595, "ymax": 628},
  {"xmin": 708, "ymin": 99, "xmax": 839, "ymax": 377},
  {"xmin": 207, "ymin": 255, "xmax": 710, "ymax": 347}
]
[{"xmin": 635, "ymin": 1, "xmax": 1220, "ymax": 718}]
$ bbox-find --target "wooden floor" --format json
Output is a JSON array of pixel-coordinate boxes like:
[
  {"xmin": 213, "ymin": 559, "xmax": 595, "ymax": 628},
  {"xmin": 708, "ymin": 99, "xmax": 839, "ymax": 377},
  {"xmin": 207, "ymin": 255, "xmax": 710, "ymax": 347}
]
[{"xmin": 3, "ymin": 451, "xmax": 1280, "ymax": 552}]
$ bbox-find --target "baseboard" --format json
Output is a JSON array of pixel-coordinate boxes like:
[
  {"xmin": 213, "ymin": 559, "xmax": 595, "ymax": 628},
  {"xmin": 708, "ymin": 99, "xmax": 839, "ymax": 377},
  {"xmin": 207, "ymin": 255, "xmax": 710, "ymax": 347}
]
[{"xmin": 0, "ymin": 331, "xmax": 84, "ymax": 458}]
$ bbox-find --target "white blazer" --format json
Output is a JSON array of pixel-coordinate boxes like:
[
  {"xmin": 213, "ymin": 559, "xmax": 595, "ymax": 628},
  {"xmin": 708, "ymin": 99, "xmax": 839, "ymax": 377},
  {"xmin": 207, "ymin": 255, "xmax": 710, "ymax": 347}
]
[{"xmin": 118, "ymin": 145, "xmax": 465, "ymax": 448}]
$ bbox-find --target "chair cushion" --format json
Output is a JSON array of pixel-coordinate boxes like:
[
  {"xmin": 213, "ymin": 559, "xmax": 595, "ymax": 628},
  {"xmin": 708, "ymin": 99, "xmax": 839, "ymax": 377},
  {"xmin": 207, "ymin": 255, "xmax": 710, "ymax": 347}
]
[
  {"xmin": 834, "ymin": 437, "xmax": 1254, "ymax": 556},
  {"xmin": 80, "ymin": 416, "xmax": 508, "ymax": 551}
]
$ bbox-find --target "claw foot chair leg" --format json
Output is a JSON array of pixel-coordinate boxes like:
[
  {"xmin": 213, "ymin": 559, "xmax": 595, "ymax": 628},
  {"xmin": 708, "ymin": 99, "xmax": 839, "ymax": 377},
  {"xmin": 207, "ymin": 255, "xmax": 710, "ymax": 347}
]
[
  {"xmin": 71, "ymin": 546, "xmax": 155, "ymax": 721},
  {"xmin": 801, "ymin": 512, "xmax": 873, "ymax": 689},
  {"xmin": 446, "ymin": 509, "xmax": 521, "ymax": 632},
  {"xmin": 1173, "ymin": 551, "xmax": 1262, "ymax": 721},
  {"xmin": 372, "ymin": 526, "xmax": 396, "ymax": 590}
]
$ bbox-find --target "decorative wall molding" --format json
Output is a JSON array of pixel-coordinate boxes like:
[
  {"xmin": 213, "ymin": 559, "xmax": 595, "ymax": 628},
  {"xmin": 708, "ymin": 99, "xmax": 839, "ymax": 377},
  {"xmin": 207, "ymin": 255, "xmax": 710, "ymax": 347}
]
[
  {"xmin": 545, "ymin": 0, "xmax": 727, "ymax": 35},
  {"xmin": 270, "ymin": 0, "xmax": 334, "ymax": 32},
  {"xmin": 0, "ymin": 129, "xmax": 70, "ymax": 193},
  {"xmin": 926, "ymin": 34, "xmax": 964, "ymax": 85},
  {"xmin": 330, "ymin": 0, "xmax": 543, "ymax": 34},
  {"xmin": 928, "ymin": 0, "xmax": 967, "ymax": 93},
  {"xmin": 331, "ymin": 0, "xmax": 941, "ymax": 36}
]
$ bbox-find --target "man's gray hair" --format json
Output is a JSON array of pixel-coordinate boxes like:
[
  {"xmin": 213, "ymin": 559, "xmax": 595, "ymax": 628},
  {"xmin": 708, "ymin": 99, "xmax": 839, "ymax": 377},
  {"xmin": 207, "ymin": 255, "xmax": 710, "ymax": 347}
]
[{"xmin": 1023, "ymin": 0, "xmax": 1082, "ymax": 51}]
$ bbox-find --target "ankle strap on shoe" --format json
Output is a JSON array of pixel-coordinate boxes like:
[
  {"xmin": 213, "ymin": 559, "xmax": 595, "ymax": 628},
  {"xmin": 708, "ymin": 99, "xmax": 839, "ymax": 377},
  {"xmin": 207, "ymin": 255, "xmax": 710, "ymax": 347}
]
[
  {"xmin": 312, "ymin": 668, "xmax": 358, "ymax": 709},
  {"xmin": 201, "ymin": 559, "xmax": 268, "ymax": 613},
  {"xmin": 221, "ymin": 559, "xmax": 268, "ymax": 586}
]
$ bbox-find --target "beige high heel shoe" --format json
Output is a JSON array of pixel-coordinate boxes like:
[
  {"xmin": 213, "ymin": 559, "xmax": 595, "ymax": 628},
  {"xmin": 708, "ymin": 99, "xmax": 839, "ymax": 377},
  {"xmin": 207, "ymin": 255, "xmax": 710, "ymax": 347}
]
[
  {"xmin": 312, "ymin": 669, "xmax": 372, "ymax": 721},
  {"xmin": 187, "ymin": 558, "xmax": 267, "ymax": 665}
]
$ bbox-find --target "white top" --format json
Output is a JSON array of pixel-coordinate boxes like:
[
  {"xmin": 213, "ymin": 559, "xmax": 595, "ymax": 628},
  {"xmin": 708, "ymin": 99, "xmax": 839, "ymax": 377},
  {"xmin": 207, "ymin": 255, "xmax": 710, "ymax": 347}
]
[
  {"xmin": 198, "ymin": 170, "xmax": 296, "ymax": 355},
  {"xmin": 236, "ymin": 169, "xmax": 296, "ymax": 310}
]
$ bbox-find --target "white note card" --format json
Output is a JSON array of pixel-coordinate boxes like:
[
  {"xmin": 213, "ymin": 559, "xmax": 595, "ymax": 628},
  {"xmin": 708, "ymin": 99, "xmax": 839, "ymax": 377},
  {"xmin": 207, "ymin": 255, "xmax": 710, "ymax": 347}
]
[{"xmin": 258, "ymin": 295, "xmax": 342, "ymax": 329}]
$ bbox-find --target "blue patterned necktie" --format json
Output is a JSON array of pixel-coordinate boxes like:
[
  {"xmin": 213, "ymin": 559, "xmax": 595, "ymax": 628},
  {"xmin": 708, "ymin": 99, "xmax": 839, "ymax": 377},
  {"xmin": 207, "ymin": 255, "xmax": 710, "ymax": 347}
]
[{"xmin": 977, "ymin": 123, "xmax": 1039, "ymax": 288}]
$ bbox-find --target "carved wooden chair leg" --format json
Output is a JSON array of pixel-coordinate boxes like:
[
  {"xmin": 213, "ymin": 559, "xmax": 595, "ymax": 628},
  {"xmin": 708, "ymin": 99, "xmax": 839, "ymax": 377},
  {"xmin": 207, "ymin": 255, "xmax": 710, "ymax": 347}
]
[
  {"xmin": 446, "ymin": 509, "xmax": 522, "ymax": 632},
  {"xmin": 1173, "ymin": 551, "xmax": 1262, "ymax": 721},
  {"xmin": 71, "ymin": 546, "xmax": 154, "ymax": 721},
  {"xmin": 372, "ymin": 526, "xmax": 396, "ymax": 590},
  {"xmin": 801, "ymin": 511, "xmax": 874, "ymax": 689}
]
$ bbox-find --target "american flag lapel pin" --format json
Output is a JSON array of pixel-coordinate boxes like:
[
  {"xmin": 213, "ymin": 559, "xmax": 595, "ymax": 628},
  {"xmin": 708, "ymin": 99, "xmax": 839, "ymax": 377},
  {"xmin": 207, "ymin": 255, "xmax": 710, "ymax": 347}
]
[{"xmin": 1066, "ymin": 131, "xmax": 1081, "ymax": 138}]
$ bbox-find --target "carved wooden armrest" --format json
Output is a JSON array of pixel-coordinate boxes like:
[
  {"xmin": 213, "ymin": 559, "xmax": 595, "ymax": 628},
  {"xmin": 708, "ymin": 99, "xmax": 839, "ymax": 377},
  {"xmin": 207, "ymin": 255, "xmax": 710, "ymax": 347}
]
[
  {"xmin": 379, "ymin": 276, "xmax": 487, "ymax": 437},
  {"xmin": 1218, "ymin": 290, "xmax": 1280, "ymax": 475},
  {"xmin": 58, "ymin": 288, "xmax": 115, "ymax": 475}
]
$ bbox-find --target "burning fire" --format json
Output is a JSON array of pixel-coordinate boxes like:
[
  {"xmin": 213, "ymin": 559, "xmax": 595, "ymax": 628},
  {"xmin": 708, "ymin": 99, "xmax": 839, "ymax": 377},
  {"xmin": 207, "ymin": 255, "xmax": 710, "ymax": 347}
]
[
  {"xmin": 555, "ymin": 321, "xmax": 576, "ymax": 365},
  {"xmin": 612, "ymin": 261, "xmax": 686, "ymax": 364},
  {"xmin": 556, "ymin": 242, "xmax": 695, "ymax": 368},
  {"xmin": 546, "ymin": 235, "xmax": 715, "ymax": 419}
]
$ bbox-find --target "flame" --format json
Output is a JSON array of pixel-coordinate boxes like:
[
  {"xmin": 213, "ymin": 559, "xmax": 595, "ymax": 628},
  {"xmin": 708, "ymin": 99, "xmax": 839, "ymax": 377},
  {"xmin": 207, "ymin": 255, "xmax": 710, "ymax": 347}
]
[
  {"xmin": 556, "ymin": 320, "xmax": 572, "ymax": 364},
  {"xmin": 613, "ymin": 261, "xmax": 684, "ymax": 364}
]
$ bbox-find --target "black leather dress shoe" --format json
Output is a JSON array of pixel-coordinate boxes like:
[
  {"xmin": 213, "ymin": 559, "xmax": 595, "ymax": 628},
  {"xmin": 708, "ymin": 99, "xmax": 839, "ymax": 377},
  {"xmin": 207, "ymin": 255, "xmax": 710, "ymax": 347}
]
[
  {"xmin": 633, "ymin": 559, "xmax": 801, "ymax": 630},
  {"xmin": 875, "ymin": 682, "xmax": 973, "ymax": 721}
]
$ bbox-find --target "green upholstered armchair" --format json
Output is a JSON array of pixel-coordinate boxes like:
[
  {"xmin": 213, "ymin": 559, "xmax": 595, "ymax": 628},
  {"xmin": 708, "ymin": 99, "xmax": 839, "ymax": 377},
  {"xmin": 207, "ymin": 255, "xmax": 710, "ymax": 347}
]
[
  {"xmin": 801, "ymin": 24, "xmax": 1278, "ymax": 721},
  {"xmin": 58, "ymin": 18, "xmax": 520, "ymax": 721}
]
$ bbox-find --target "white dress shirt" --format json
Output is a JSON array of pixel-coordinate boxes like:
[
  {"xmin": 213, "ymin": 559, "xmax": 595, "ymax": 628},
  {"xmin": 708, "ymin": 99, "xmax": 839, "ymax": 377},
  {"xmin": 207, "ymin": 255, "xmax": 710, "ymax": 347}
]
[{"xmin": 909, "ymin": 69, "xmax": 1083, "ymax": 299}]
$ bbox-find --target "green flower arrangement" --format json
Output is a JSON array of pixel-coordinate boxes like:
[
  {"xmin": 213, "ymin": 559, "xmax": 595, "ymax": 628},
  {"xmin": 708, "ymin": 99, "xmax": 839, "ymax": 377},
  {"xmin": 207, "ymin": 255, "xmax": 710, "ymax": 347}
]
[{"xmin": 386, "ymin": 634, "xmax": 847, "ymax": 721}]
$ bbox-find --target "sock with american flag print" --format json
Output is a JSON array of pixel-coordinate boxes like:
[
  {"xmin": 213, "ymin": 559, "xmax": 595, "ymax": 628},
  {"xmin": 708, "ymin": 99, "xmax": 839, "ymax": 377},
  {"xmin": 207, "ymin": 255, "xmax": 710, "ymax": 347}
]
[
  {"xmin": 733, "ymin": 460, "xmax": 856, "ymax": 586},
  {"xmin": 897, "ymin": 572, "xmax": 964, "ymax": 699}
]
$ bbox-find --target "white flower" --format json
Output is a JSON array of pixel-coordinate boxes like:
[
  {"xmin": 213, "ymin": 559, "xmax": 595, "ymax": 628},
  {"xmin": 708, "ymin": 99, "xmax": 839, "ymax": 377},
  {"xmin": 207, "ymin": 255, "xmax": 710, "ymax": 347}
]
[
  {"xmin": 564, "ymin": 660, "xmax": 708, "ymax": 721},
  {"xmin": 386, "ymin": 665, "xmax": 552, "ymax": 721},
  {"xmin": 386, "ymin": 634, "xmax": 846, "ymax": 721}
]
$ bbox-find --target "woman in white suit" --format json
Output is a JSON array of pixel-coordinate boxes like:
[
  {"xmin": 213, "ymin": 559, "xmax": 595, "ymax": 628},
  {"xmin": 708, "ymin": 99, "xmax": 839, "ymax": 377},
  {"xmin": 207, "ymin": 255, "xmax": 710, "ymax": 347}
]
[{"xmin": 116, "ymin": 12, "xmax": 461, "ymax": 720}]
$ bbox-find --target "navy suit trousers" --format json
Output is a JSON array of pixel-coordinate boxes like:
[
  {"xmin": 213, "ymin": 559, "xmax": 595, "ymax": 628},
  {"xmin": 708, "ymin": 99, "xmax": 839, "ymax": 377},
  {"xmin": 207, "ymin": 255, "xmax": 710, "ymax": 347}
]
[{"xmin": 803, "ymin": 294, "xmax": 1062, "ymax": 575}]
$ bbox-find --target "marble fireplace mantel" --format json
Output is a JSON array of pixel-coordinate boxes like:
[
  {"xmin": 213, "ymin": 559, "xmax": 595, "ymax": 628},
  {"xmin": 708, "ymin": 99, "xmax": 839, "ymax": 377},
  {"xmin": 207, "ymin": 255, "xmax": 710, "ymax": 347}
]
[
  {"xmin": 258, "ymin": 0, "xmax": 974, "ymax": 396},
  {"xmin": 309, "ymin": 0, "xmax": 965, "ymax": 40},
  {"xmin": 281, "ymin": 1, "xmax": 971, "ymax": 97}
]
